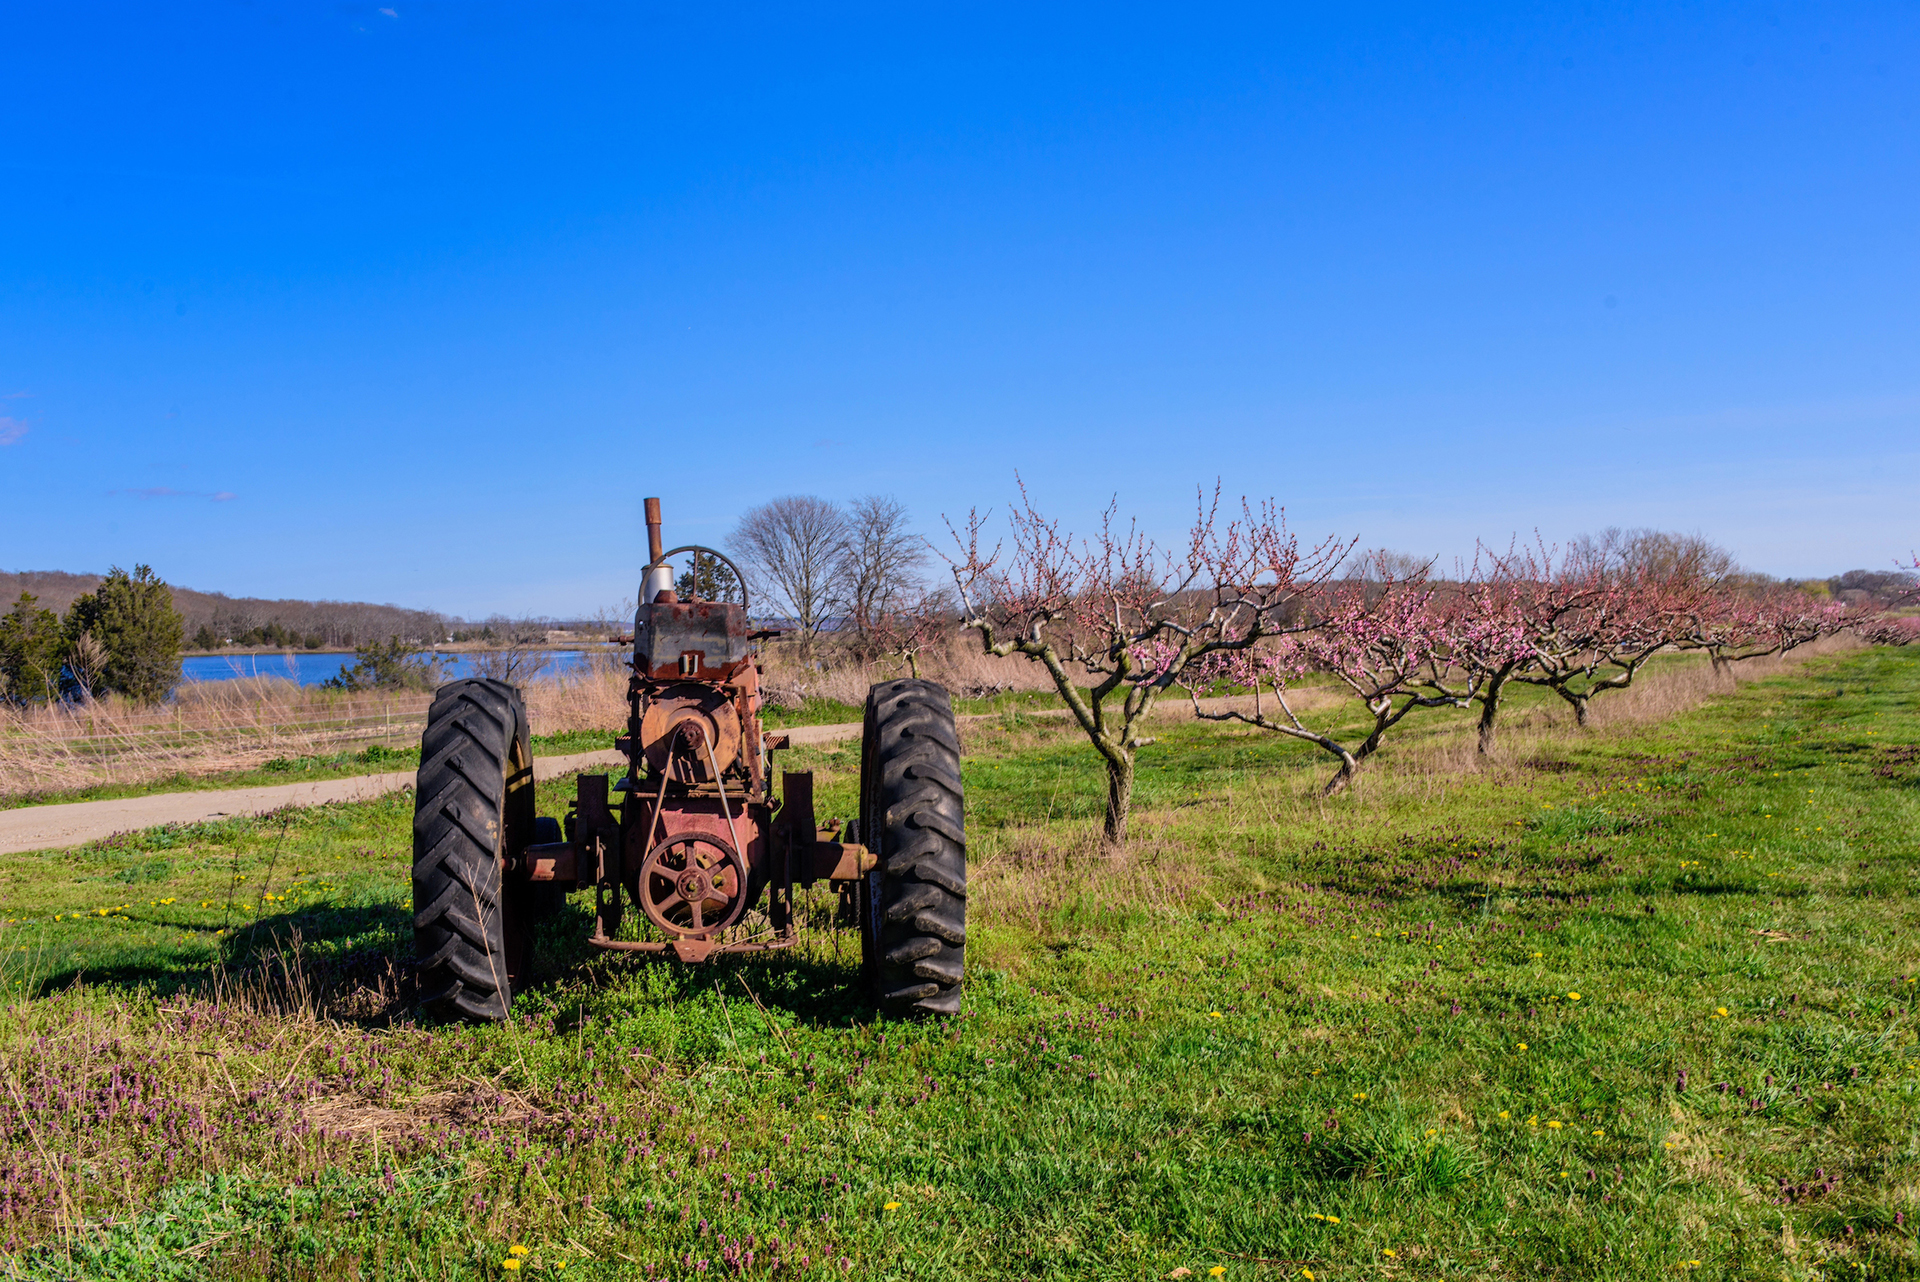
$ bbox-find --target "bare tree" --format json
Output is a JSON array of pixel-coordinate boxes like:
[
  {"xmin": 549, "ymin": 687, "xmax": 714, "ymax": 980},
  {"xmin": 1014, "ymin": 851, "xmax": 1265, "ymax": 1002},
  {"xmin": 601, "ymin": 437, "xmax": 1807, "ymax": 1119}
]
[
  {"xmin": 1340, "ymin": 548, "xmax": 1436, "ymax": 583},
  {"xmin": 842, "ymin": 495, "xmax": 928, "ymax": 634},
  {"xmin": 470, "ymin": 616, "xmax": 552, "ymax": 684},
  {"xmin": 729, "ymin": 497, "xmax": 850, "ymax": 638},
  {"xmin": 872, "ymin": 585, "xmax": 958, "ymax": 678}
]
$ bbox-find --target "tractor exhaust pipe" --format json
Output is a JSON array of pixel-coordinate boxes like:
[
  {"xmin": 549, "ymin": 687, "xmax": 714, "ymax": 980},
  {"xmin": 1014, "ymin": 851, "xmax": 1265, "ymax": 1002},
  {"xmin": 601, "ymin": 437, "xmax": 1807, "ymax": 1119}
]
[{"xmin": 642, "ymin": 497, "xmax": 674, "ymax": 604}]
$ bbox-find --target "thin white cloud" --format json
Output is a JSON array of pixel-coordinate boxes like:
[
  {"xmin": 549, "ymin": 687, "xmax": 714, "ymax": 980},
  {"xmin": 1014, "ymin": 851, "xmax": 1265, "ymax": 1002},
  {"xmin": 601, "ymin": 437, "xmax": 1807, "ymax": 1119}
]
[
  {"xmin": 0, "ymin": 417, "xmax": 26, "ymax": 446},
  {"xmin": 112, "ymin": 486, "xmax": 238, "ymax": 501}
]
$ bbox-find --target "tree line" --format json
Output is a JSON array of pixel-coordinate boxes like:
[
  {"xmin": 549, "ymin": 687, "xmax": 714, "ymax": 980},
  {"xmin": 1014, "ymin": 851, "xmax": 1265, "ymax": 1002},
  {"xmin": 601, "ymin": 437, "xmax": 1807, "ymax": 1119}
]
[
  {"xmin": 0, "ymin": 571, "xmax": 453, "ymax": 653},
  {"xmin": 0, "ymin": 571, "xmax": 584, "ymax": 705}
]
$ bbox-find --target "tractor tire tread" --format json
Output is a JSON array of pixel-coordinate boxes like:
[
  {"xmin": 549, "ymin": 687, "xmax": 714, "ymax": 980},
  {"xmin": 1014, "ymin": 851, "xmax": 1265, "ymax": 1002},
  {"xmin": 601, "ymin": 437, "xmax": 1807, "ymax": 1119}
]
[
  {"xmin": 411, "ymin": 678, "xmax": 532, "ymax": 1023},
  {"xmin": 861, "ymin": 679, "xmax": 966, "ymax": 1018}
]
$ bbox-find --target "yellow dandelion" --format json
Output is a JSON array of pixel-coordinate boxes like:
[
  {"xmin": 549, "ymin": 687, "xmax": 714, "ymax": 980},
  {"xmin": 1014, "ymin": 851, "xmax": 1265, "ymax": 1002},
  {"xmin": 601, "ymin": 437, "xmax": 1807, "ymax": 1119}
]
[
  {"xmin": 508, "ymin": 1246, "xmax": 528, "ymax": 1257},
  {"xmin": 1593, "ymin": 1130, "xmax": 1605, "ymax": 1138},
  {"xmin": 1382, "ymin": 1248, "xmax": 1397, "ymax": 1258},
  {"xmin": 884, "ymin": 1201, "xmax": 901, "ymax": 1211},
  {"xmin": 1498, "ymin": 1110, "xmax": 1510, "ymax": 1120},
  {"xmin": 1567, "ymin": 992, "xmax": 1580, "ymax": 1001},
  {"xmin": 1301, "ymin": 1271, "xmax": 1314, "ymax": 1281},
  {"xmin": 815, "ymin": 1114, "xmax": 828, "ymax": 1121},
  {"xmin": 1351, "ymin": 1092, "xmax": 1367, "ymax": 1101},
  {"xmin": 1326, "ymin": 1216, "xmax": 1339, "ymax": 1224},
  {"xmin": 1528, "ymin": 1115, "xmax": 1539, "ymax": 1126},
  {"xmin": 1547, "ymin": 1120, "xmax": 1563, "ymax": 1130},
  {"xmin": 1208, "ymin": 1011, "xmax": 1223, "ymax": 1019},
  {"xmin": 1210, "ymin": 1270, "xmax": 1227, "ymax": 1279},
  {"xmin": 1714, "ymin": 1007, "xmax": 1729, "ymax": 1018},
  {"xmin": 1516, "ymin": 1043, "xmax": 1528, "ymax": 1052},
  {"xmin": 501, "ymin": 1262, "xmax": 521, "ymax": 1274},
  {"xmin": 1425, "ymin": 1129, "xmax": 1438, "ymax": 1137}
]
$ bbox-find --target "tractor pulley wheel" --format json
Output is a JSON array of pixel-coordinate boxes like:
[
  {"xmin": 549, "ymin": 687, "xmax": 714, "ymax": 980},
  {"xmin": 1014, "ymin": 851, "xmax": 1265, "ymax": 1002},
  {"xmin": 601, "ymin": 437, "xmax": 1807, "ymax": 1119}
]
[{"xmin": 636, "ymin": 833, "xmax": 749, "ymax": 937}]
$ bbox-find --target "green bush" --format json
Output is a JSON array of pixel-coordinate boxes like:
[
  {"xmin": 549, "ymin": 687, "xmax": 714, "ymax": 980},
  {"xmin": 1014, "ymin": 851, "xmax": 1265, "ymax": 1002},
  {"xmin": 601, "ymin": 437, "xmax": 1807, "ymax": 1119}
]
[
  {"xmin": 0, "ymin": 592, "xmax": 65, "ymax": 705},
  {"xmin": 324, "ymin": 636, "xmax": 443, "ymax": 692},
  {"xmin": 63, "ymin": 565, "xmax": 185, "ymax": 704}
]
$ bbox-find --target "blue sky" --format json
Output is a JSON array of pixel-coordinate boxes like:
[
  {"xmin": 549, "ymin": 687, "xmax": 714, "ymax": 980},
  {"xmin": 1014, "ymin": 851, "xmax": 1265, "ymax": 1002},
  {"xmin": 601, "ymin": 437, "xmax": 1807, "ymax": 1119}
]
[{"xmin": 2, "ymin": 2, "xmax": 1915, "ymax": 617}]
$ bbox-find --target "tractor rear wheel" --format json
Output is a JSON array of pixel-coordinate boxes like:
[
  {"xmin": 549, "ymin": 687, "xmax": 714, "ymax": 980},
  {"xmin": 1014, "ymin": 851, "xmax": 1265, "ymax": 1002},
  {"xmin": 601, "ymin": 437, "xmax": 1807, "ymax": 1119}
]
[
  {"xmin": 412, "ymin": 679, "xmax": 539, "ymax": 1020},
  {"xmin": 858, "ymin": 679, "xmax": 966, "ymax": 1017}
]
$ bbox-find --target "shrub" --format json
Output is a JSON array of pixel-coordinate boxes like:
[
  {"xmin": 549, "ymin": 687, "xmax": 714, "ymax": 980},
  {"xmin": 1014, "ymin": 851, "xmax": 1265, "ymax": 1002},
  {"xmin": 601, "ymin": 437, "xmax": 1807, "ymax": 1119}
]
[
  {"xmin": 324, "ymin": 637, "xmax": 443, "ymax": 692},
  {"xmin": 0, "ymin": 592, "xmax": 65, "ymax": 705},
  {"xmin": 62, "ymin": 565, "xmax": 184, "ymax": 704}
]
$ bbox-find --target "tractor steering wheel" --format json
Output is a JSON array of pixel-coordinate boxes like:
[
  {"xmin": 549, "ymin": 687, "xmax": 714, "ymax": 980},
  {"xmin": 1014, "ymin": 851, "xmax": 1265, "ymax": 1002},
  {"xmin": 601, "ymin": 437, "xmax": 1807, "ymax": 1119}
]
[{"xmin": 642, "ymin": 545, "xmax": 751, "ymax": 613}]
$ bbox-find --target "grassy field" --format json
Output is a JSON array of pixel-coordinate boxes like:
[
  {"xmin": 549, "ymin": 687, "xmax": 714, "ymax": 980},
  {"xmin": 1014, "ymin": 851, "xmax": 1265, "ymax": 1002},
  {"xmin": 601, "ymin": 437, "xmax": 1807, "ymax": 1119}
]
[{"xmin": 0, "ymin": 647, "xmax": 1914, "ymax": 1280}]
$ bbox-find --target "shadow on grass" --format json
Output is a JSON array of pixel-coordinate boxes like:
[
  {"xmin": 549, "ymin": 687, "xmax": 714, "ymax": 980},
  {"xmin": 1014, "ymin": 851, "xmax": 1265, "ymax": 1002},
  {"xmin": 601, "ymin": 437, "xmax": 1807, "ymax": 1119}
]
[
  {"xmin": 43, "ymin": 893, "xmax": 881, "ymax": 1031},
  {"xmin": 31, "ymin": 903, "xmax": 414, "ymax": 1012},
  {"xmin": 534, "ymin": 898, "xmax": 876, "ymax": 1029}
]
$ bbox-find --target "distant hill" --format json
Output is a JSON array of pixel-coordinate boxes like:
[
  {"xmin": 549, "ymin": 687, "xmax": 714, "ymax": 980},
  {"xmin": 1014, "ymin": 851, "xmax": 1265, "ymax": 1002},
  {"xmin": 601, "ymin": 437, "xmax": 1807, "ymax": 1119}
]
[{"xmin": 0, "ymin": 570, "xmax": 449, "ymax": 649}]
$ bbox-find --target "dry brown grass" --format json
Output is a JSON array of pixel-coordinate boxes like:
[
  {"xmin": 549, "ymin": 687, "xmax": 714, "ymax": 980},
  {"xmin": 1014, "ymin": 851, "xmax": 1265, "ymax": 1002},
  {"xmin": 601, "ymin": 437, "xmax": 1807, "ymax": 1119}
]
[
  {"xmin": 759, "ymin": 636, "xmax": 1059, "ymax": 707},
  {"xmin": 0, "ymin": 653, "xmax": 638, "ymax": 800},
  {"xmin": 520, "ymin": 652, "xmax": 630, "ymax": 738},
  {"xmin": 0, "ymin": 680, "xmax": 435, "ymax": 799}
]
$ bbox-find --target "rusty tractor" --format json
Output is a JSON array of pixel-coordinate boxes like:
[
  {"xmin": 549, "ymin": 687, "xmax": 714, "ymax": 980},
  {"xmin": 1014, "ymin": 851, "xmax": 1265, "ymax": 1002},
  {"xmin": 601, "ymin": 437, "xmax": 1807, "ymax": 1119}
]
[{"xmin": 409, "ymin": 499, "xmax": 966, "ymax": 1021}]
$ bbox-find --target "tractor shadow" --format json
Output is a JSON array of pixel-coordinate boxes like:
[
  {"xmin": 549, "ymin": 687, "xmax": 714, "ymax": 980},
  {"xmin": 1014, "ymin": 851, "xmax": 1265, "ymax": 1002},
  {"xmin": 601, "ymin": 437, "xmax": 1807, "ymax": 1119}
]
[
  {"xmin": 29, "ymin": 903, "xmax": 416, "ymax": 1026},
  {"xmin": 536, "ymin": 898, "xmax": 879, "ymax": 1030}
]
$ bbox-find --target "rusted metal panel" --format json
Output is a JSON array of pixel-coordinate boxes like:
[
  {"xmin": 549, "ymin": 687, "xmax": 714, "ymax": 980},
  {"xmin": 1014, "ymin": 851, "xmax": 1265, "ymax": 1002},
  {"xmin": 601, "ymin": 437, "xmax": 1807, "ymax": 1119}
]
[
  {"xmin": 635, "ymin": 601, "xmax": 751, "ymax": 678},
  {"xmin": 523, "ymin": 842, "xmax": 577, "ymax": 882},
  {"xmin": 811, "ymin": 841, "xmax": 875, "ymax": 881}
]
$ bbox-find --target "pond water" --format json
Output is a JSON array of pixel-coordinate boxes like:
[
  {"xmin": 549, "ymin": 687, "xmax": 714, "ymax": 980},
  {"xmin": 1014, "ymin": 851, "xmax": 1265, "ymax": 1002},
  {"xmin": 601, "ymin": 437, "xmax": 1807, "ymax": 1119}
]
[{"xmin": 179, "ymin": 649, "xmax": 613, "ymax": 687}]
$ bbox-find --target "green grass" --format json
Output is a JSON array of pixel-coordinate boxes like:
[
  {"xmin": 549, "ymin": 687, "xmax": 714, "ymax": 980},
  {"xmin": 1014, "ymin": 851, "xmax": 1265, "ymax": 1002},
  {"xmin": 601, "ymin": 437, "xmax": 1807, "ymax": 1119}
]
[{"xmin": 0, "ymin": 648, "xmax": 1915, "ymax": 1278}]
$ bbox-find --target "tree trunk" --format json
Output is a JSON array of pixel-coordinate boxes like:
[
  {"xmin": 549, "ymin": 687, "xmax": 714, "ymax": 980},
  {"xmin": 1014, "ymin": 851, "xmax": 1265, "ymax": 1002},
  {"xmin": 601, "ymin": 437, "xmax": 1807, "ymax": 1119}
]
[
  {"xmin": 1322, "ymin": 753, "xmax": 1360, "ymax": 796},
  {"xmin": 1476, "ymin": 668, "xmax": 1511, "ymax": 756},
  {"xmin": 1572, "ymin": 695, "xmax": 1591, "ymax": 728},
  {"xmin": 1102, "ymin": 752, "xmax": 1134, "ymax": 846}
]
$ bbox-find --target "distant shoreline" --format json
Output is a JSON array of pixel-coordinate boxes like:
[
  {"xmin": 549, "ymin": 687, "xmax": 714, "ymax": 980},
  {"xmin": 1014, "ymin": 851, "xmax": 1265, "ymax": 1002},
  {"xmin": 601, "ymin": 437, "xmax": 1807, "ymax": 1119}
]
[{"xmin": 179, "ymin": 641, "xmax": 624, "ymax": 658}]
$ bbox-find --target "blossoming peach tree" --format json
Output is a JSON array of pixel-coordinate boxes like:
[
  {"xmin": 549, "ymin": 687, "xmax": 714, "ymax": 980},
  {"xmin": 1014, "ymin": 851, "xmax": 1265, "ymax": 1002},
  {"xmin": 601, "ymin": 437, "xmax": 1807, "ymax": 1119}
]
[
  {"xmin": 947, "ymin": 481, "xmax": 1346, "ymax": 843},
  {"xmin": 1183, "ymin": 555, "xmax": 1529, "ymax": 794}
]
